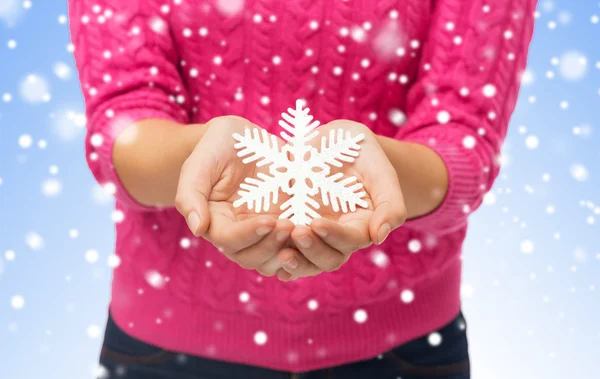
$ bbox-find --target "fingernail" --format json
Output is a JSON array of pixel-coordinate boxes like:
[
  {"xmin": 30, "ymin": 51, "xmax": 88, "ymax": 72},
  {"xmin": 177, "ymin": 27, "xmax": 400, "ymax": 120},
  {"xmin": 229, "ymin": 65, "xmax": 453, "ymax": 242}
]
[
  {"xmin": 187, "ymin": 212, "xmax": 200, "ymax": 234},
  {"xmin": 283, "ymin": 258, "xmax": 299, "ymax": 270},
  {"xmin": 298, "ymin": 236, "xmax": 312, "ymax": 248},
  {"xmin": 313, "ymin": 228, "xmax": 327, "ymax": 238},
  {"xmin": 377, "ymin": 223, "xmax": 391, "ymax": 244},
  {"xmin": 256, "ymin": 226, "xmax": 273, "ymax": 236},
  {"xmin": 276, "ymin": 230, "xmax": 290, "ymax": 242}
]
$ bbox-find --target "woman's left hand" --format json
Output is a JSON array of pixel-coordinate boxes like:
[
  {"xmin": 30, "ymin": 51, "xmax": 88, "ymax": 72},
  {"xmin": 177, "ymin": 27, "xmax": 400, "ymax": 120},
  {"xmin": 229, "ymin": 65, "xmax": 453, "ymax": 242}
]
[{"xmin": 277, "ymin": 120, "xmax": 407, "ymax": 281}]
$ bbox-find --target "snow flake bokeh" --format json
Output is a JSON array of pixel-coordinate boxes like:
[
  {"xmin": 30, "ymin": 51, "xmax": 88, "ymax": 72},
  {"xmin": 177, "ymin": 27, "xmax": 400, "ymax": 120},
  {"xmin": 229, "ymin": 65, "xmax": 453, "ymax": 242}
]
[
  {"xmin": 19, "ymin": 73, "xmax": 51, "ymax": 104},
  {"xmin": 0, "ymin": 1, "xmax": 599, "ymax": 379}
]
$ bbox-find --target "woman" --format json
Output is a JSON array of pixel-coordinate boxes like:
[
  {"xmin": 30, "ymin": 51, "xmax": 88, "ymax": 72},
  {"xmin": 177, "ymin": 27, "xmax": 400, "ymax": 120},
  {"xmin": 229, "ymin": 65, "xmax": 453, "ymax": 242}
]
[{"xmin": 69, "ymin": 0, "xmax": 536, "ymax": 378}]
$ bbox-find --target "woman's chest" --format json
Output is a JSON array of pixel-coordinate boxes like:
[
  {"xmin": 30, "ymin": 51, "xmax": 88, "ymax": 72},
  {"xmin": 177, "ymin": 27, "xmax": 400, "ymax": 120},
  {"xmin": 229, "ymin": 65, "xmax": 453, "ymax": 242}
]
[{"xmin": 168, "ymin": 0, "xmax": 433, "ymax": 130}]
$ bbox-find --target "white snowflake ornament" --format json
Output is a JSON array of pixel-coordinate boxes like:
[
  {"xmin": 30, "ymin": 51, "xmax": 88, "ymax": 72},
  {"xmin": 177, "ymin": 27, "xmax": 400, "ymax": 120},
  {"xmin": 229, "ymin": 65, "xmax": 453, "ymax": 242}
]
[{"xmin": 232, "ymin": 100, "xmax": 368, "ymax": 226}]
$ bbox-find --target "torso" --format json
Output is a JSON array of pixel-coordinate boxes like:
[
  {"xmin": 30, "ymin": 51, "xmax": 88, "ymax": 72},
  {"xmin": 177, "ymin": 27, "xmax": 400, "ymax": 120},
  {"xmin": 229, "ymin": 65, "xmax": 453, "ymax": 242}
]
[{"xmin": 168, "ymin": 0, "xmax": 433, "ymax": 136}]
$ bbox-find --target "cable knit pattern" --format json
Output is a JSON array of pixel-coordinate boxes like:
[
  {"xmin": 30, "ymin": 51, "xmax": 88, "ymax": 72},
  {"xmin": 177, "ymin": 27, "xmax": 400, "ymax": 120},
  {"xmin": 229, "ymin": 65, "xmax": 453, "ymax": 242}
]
[{"xmin": 69, "ymin": 0, "xmax": 536, "ymax": 372}]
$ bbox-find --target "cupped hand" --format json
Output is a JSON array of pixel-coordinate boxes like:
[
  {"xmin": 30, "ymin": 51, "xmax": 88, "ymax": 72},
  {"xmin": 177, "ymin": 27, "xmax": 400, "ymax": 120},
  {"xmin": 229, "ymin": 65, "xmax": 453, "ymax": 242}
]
[
  {"xmin": 175, "ymin": 116, "xmax": 298, "ymax": 276},
  {"xmin": 277, "ymin": 120, "xmax": 407, "ymax": 281}
]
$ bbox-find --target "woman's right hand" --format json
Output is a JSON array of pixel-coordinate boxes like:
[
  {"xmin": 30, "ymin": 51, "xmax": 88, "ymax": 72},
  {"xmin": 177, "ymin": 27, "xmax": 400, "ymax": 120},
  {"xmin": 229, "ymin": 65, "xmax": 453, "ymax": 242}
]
[{"xmin": 175, "ymin": 116, "xmax": 295, "ymax": 276}]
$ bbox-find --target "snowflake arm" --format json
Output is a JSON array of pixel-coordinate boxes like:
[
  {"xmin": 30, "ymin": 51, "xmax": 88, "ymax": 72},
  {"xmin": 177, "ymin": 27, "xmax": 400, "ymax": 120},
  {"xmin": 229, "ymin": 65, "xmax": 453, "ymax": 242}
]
[
  {"xmin": 232, "ymin": 172, "xmax": 281, "ymax": 212},
  {"xmin": 231, "ymin": 128, "xmax": 287, "ymax": 212},
  {"xmin": 279, "ymin": 188, "xmax": 321, "ymax": 226},
  {"xmin": 312, "ymin": 172, "xmax": 368, "ymax": 213},
  {"xmin": 232, "ymin": 128, "xmax": 285, "ymax": 167},
  {"xmin": 278, "ymin": 100, "xmax": 320, "ymax": 145},
  {"xmin": 312, "ymin": 128, "xmax": 365, "ymax": 169}
]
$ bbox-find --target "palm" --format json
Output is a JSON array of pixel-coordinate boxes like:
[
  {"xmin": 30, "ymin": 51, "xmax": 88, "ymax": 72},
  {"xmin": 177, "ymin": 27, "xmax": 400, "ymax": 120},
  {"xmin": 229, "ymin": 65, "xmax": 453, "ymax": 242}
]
[
  {"xmin": 208, "ymin": 162, "xmax": 289, "ymax": 223},
  {"xmin": 198, "ymin": 119, "xmax": 391, "ymax": 246},
  {"xmin": 178, "ymin": 116, "xmax": 304, "ymax": 277},
  {"xmin": 202, "ymin": 124, "xmax": 290, "ymax": 224},
  {"xmin": 273, "ymin": 121, "xmax": 402, "ymax": 279},
  {"xmin": 305, "ymin": 123, "xmax": 385, "ymax": 229},
  {"xmin": 211, "ymin": 123, "xmax": 381, "ymax": 228},
  {"xmin": 311, "ymin": 162, "xmax": 375, "ymax": 227},
  {"xmin": 178, "ymin": 116, "xmax": 405, "ymax": 280}
]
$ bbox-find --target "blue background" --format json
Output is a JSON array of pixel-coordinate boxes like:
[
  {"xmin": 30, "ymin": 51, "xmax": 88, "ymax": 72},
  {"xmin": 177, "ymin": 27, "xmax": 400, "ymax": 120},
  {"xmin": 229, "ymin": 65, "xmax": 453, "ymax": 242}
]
[{"xmin": 1, "ymin": 1, "xmax": 599, "ymax": 378}]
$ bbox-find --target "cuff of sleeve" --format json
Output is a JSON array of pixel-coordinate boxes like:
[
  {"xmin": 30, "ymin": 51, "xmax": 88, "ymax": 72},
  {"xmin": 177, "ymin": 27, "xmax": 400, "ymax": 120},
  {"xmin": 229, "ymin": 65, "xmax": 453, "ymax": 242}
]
[
  {"xmin": 87, "ymin": 104, "xmax": 187, "ymax": 212},
  {"xmin": 397, "ymin": 126, "xmax": 486, "ymax": 234}
]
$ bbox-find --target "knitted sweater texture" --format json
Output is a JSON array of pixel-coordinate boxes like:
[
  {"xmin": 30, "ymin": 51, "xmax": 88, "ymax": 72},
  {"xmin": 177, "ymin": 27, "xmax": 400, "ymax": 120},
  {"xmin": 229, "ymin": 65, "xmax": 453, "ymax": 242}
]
[{"xmin": 69, "ymin": 0, "xmax": 535, "ymax": 371}]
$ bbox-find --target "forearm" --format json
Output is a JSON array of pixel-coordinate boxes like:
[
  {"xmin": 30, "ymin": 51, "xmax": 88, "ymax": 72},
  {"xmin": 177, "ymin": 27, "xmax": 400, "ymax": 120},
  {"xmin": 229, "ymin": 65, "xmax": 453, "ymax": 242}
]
[
  {"xmin": 113, "ymin": 119, "xmax": 206, "ymax": 208},
  {"xmin": 376, "ymin": 135, "xmax": 449, "ymax": 220}
]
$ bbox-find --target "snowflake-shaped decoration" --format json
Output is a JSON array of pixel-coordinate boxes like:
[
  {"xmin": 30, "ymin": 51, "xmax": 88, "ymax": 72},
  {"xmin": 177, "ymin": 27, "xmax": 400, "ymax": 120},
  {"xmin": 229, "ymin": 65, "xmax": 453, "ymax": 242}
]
[{"xmin": 232, "ymin": 100, "xmax": 368, "ymax": 226}]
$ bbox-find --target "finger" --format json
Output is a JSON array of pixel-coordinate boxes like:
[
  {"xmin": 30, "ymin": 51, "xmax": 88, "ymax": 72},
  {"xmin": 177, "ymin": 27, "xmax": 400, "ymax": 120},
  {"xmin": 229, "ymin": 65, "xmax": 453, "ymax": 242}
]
[
  {"xmin": 236, "ymin": 219, "xmax": 294, "ymax": 270},
  {"xmin": 277, "ymin": 247, "xmax": 322, "ymax": 281},
  {"xmin": 310, "ymin": 217, "xmax": 371, "ymax": 255},
  {"xmin": 291, "ymin": 226, "xmax": 347, "ymax": 272},
  {"xmin": 277, "ymin": 269, "xmax": 293, "ymax": 282},
  {"xmin": 206, "ymin": 211, "xmax": 276, "ymax": 255},
  {"xmin": 175, "ymin": 151, "xmax": 215, "ymax": 237},
  {"xmin": 363, "ymin": 150, "xmax": 407, "ymax": 244},
  {"xmin": 369, "ymin": 199, "xmax": 406, "ymax": 245},
  {"xmin": 257, "ymin": 256, "xmax": 284, "ymax": 277}
]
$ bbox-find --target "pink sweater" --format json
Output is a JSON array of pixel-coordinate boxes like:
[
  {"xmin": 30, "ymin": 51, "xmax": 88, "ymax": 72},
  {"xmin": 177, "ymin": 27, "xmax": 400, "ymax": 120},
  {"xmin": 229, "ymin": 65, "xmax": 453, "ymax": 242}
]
[{"xmin": 69, "ymin": 0, "xmax": 535, "ymax": 372}]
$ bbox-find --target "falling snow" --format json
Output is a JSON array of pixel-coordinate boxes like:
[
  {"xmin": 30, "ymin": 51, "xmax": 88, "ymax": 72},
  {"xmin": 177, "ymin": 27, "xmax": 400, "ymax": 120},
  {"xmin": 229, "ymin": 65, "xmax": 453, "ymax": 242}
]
[
  {"xmin": 239, "ymin": 292, "xmax": 250, "ymax": 303},
  {"xmin": 41, "ymin": 178, "xmax": 62, "ymax": 197},
  {"xmin": 19, "ymin": 74, "xmax": 51, "ymax": 103},
  {"xmin": 87, "ymin": 325, "xmax": 102, "ymax": 339},
  {"xmin": 25, "ymin": 232, "xmax": 44, "ymax": 251},
  {"xmin": 428, "ymin": 332, "xmax": 442, "ymax": 346},
  {"xmin": 5, "ymin": 250, "xmax": 16, "ymax": 261},
  {"xmin": 18, "ymin": 134, "xmax": 32, "ymax": 148},
  {"xmin": 111, "ymin": 210, "xmax": 125, "ymax": 223},
  {"xmin": 521, "ymin": 70, "xmax": 535, "ymax": 85},
  {"xmin": 180, "ymin": 237, "xmax": 191, "ymax": 248},
  {"xmin": 371, "ymin": 250, "xmax": 390, "ymax": 268},
  {"xmin": 107, "ymin": 255, "xmax": 121, "ymax": 268},
  {"xmin": 482, "ymin": 84, "xmax": 497, "ymax": 97},
  {"xmin": 85, "ymin": 249, "xmax": 99, "ymax": 263},
  {"xmin": 91, "ymin": 183, "xmax": 114, "ymax": 205},
  {"xmin": 11, "ymin": 295, "xmax": 25, "ymax": 310},
  {"xmin": 525, "ymin": 135, "xmax": 539, "ymax": 149},
  {"xmin": 372, "ymin": 20, "xmax": 405, "ymax": 59},
  {"xmin": 215, "ymin": 0, "xmax": 245, "ymax": 16},
  {"xmin": 408, "ymin": 239, "xmax": 422, "ymax": 253},
  {"xmin": 353, "ymin": 309, "xmax": 368, "ymax": 323},
  {"xmin": 254, "ymin": 330, "xmax": 268, "ymax": 345},
  {"xmin": 388, "ymin": 108, "xmax": 406, "ymax": 126},
  {"xmin": 400, "ymin": 289, "xmax": 415, "ymax": 303},
  {"xmin": 150, "ymin": 17, "xmax": 167, "ymax": 34},
  {"xmin": 570, "ymin": 164, "xmax": 589, "ymax": 182},
  {"xmin": 437, "ymin": 110, "xmax": 451, "ymax": 124},
  {"xmin": 53, "ymin": 62, "xmax": 72, "ymax": 80},
  {"xmin": 1, "ymin": 3, "xmax": 599, "ymax": 378},
  {"xmin": 521, "ymin": 240, "xmax": 535, "ymax": 254},
  {"xmin": 145, "ymin": 270, "xmax": 166, "ymax": 289},
  {"xmin": 558, "ymin": 51, "xmax": 588, "ymax": 80}
]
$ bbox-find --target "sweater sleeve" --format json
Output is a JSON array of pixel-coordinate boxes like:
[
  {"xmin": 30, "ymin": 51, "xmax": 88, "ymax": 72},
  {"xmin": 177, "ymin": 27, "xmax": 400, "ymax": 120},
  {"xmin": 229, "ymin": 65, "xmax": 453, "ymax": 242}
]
[
  {"xmin": 69, "ymin": 0, "xmax": 190, "ymax": 210},
  {"xmin": 395, "ymin": 0, "xmax": 537, "ymax": 234}
]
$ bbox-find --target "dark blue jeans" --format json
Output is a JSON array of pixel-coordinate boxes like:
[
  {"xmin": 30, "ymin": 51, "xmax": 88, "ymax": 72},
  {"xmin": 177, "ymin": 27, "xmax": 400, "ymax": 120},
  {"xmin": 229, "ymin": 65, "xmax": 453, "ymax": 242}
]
[{"xmin": 99, "ymin": 311, "xmax": 469, "ymax": 379}]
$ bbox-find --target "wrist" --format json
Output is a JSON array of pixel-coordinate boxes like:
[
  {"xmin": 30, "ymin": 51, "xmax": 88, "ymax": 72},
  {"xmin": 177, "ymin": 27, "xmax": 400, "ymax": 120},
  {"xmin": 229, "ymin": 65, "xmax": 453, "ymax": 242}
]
[
  {"xmin": 180, "ymin": 122, "xmax": 208, "ymax": 157},
  {"xmin": 112, "ymin": 119, "xmax": 209, "ymax": 208},
  {"xmin": 375, "ymin": 135, "xmax": 449, "ymax": 219}
]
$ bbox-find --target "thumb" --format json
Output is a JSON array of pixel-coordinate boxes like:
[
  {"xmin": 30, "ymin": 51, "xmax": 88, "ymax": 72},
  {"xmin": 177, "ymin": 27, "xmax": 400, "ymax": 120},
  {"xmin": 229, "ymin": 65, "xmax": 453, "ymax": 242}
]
[
  {"xmin": 365, "ymin": 153, "xmax": 407, "ymax": 245},
  {"xmin": 175, "ymin": 151, "xmax": 214, "ymax": 237}
]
